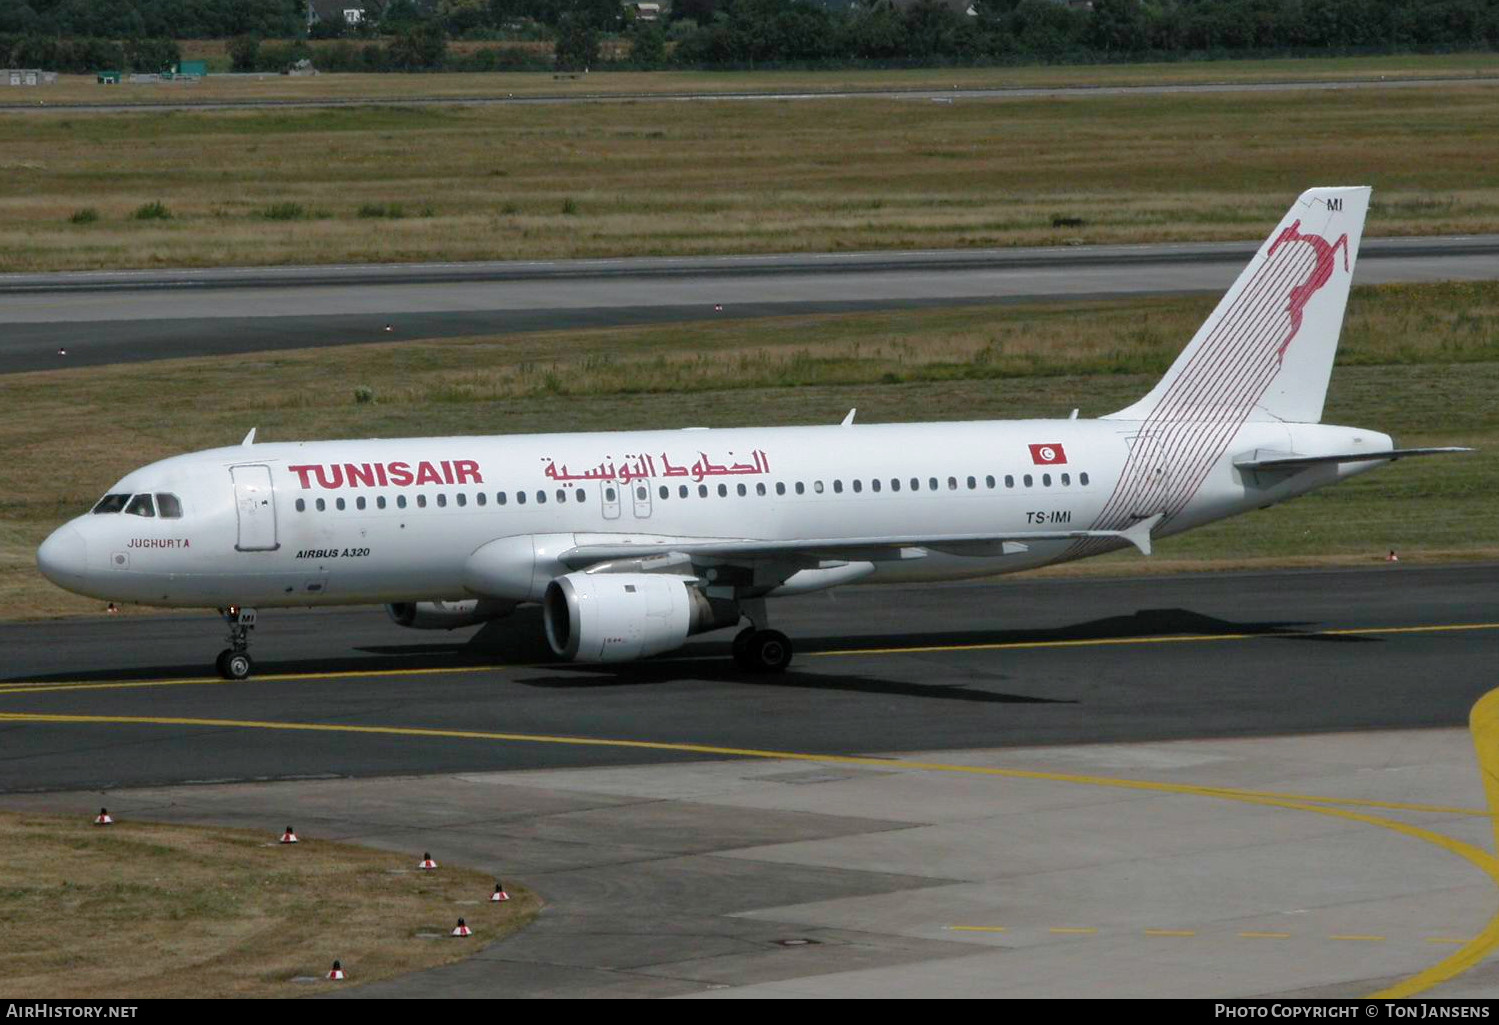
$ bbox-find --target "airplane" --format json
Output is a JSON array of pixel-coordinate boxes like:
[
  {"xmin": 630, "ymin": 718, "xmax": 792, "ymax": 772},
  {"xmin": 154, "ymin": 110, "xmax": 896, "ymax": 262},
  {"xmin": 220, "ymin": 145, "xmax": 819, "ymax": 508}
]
[{"xmin": 36, "ymin": 186, "xmax": 1470, "ymax": 681}]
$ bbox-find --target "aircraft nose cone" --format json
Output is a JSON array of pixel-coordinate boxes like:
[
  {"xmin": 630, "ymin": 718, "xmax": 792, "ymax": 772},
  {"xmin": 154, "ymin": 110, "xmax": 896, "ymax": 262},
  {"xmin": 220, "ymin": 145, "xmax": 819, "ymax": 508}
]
[{"xmin": 37, "ymin": 524, "xmax": 89, "ymax": 590}]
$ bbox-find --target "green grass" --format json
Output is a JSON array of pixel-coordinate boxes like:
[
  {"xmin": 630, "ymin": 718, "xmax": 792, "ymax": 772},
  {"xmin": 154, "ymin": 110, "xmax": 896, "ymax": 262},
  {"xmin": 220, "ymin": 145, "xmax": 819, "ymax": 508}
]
[
  {"xmin": 5, "ymin": 80, "xmax": 1499, "ymax": 271},
  {"xmin": 2, "ymin": 282, "xmax": 1493, "ymax": 618},
  {"xmin": 0, "ymin": 812, "xmax": 537, "ymax": 997}
]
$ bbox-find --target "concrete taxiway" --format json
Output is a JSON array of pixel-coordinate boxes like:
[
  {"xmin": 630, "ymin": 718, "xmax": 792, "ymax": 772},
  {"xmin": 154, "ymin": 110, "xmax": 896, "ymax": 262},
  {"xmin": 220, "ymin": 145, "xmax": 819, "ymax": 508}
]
[
  {"xmin": 5, "ymin": 238, "xmax": 1499, "ymax": 373},
  {"xmin": 1, "ymin": 564, "xmax": 1497, "ymax": 996}
]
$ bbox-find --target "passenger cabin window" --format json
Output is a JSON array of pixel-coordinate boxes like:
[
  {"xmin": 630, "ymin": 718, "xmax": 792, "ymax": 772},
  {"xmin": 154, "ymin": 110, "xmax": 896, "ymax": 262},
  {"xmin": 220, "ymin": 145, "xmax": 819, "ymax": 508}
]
[
  {"xmin": 833, "ymin": 480, "xmax": 843, "ymax": 494},
  {"xmin": 871, "ymin": 479, "xmax": 881, "ymax": 493},
  {"xmin": 93, "ymin": 493, "xmax": 130, "ymax": 514},
  {"xmin": 378, "ymin": 496, "xmax": 388, "ymax": 509},
  {"xmin": 1080, "ymin": 472, "xmax": 1090, "ymax": 486},
  {"xmin": 1042, "ymin": 473, "xmax": 1051, "ymax": 487},
  {"xmin": 125, "ymin": 494, "xmax": 155, "ymax": 517},
  {"xmin": 1024, "ymin": 474, "xmax": 1033, "ymax": 487},
  {"xmin": 795, "ymin": 482, "xmax": 805, "ymax": 495},
  {"xmin": 457, "ymin": 493, "xmax": 467, "ymax": 507},
  {"xmin": 356, "ymin": 496, "xmax": 367, "ymax": 510},
  {"xmin": 417, "ymin": 495, "xmax": 427, "ymax": 508},
  {"xmin": 737, "ymin": 483, "xmax": 747, "ymax": 497},
  {"xmin": 576, "ymin": 489, "xmax": 586, "ymax": 502},
  {"xmin": 756, "ymin": 482, "xmax": 766, "ymax": 496},
  {"xmin": 336, "ymin": 497, "xmax": 346, "ymax": 511},
  {"xmin": 436, "ymin": 494, "xmax": 446, "ymax": 508},
  {"xmin": 680, "ymin": 485, "xmax": 690, "ymax": 498},
  {"xmin": 717, "ymin": 484, "xmax": 728, "ymax": 497},
  {"xmin": 475, "ymin": 493, "xmax": 484, "ymax": 507},
  {"xmin": 775, "ymin": 482, "xmax": 785, "ymax": 496},
  {"xmin": 1005, "ymin": 475, "xmax": 1014, "ymax": 488},
  {"xmin": 891, "ymin": 478, "xmax": 901, "ymax": 492},
  {"xmin": 659, "ymin": 485, "xmax": 669, "ymax": 500},
  {"xmin": 156, "ymin": 493, "xmax": 183, "ymax": 518},
  {"xmin": 316, "ymin": 498, "xmax": 326, "ymax": 512},
  {"xmin": 398, "ymin": 495, "xmax": 408, "ymax": 509},
  {"xmin": 295, "ymin": 498, "xmax": 306, "ymax": 512}
]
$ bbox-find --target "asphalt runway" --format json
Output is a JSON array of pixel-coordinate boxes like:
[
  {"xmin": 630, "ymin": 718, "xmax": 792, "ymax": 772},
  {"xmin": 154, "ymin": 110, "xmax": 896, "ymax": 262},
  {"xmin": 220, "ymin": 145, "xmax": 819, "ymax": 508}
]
[
  {"xmin": 3, "ymin": 72, "xmax": 1494, "ymax": 114},
  {"xmin": 5, "ymin": 237, "xmax": 1499, "ymax": 373},
  {"xmin": 2, "ymin": 562, "xmax": 1495, "ymax": 795}
]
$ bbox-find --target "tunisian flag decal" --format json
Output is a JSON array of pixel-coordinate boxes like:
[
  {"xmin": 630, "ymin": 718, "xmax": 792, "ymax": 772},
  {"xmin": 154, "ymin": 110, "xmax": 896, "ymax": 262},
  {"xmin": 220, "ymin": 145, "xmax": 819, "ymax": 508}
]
[{"xmin": 1029, "ymin": 443, "xmax": 1067, "ymax": 465}]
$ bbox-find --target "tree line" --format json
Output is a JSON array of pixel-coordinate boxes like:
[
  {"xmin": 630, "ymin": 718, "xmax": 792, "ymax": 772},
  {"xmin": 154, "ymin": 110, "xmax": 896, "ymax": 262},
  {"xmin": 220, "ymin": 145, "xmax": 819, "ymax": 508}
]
[{"xmin": 2, "ymin": 0, "xmax": 1496, "ymax": 74}]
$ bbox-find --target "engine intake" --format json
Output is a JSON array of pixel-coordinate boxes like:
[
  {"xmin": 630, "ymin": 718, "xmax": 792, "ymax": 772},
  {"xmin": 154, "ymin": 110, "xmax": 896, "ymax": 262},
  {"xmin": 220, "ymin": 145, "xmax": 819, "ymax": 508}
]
[
  {"xmin": 386, "ymin": 599, "xmax": 516, "ymax": 630},
  {"xmin": 543, "ymin": 572, "xmax": 735, "ymax": 662}
]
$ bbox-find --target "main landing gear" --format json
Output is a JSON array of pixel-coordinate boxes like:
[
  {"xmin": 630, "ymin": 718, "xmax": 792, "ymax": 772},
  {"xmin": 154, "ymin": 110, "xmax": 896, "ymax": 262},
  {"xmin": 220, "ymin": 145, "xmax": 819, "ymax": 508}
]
[
  {"xmin": 215, "ymin": 606, "xmax": 257, "ymax": 680},
  {"xmin": 731, "ymin": 600, "xmax": 793, "ymax": 672}
]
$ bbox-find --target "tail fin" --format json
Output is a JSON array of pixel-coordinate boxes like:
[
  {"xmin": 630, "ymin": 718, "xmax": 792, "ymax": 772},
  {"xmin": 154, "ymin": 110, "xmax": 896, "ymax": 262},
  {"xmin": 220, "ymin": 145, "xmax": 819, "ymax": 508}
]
[{"xmin": 1107, "ymin": 186, "xmax": 1370, "ymax": 425}]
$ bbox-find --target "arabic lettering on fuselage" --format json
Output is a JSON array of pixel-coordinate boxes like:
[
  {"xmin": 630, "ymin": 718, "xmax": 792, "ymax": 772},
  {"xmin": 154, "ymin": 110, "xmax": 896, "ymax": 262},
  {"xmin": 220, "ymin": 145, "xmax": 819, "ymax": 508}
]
[{"xmin": 541, "ymin": 450, "xmax": 770, "ymax": 485}]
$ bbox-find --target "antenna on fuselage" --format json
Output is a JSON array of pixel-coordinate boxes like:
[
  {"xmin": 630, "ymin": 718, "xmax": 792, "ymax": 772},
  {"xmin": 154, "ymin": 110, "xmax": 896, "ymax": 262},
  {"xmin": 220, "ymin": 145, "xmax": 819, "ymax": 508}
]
[
  {"xmin": 241, "ymin": 427, "xmax": 257, "ymax": 447},
  {"xmin": 841, "ymin": 409, "xmax": 856, "ymax": 427}
]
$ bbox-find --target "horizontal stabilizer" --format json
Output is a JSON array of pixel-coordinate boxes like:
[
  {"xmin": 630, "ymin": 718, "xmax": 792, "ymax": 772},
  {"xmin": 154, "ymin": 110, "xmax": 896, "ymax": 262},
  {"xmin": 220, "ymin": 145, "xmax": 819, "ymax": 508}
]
[{"xmin": 1235, "ymin": 447, "xmax": 1472, "ymax": 472}]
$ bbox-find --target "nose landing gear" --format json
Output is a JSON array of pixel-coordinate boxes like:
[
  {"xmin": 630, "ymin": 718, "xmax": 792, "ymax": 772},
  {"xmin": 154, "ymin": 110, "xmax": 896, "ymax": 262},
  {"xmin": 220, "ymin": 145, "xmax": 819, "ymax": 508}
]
[{"xmin": 215, "ymin": 606, "xmax": 257, "ymax": 680}]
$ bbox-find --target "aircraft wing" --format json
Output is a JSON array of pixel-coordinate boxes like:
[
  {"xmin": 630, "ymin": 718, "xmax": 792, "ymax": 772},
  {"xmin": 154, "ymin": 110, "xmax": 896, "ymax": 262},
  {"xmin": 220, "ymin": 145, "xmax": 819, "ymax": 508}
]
[
  {"xmin": 1234, "ymin": 447, "xmax": 1471, "ymax": 472},
  {"xmin": 560, "ymin": 514, "xmax": 1162, "ymax": 567}
]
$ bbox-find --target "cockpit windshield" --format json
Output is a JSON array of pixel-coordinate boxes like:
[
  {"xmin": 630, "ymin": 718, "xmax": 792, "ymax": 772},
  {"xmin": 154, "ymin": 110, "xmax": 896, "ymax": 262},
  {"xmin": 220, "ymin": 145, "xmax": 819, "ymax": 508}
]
[
  {"xmin": 124, "ymin": 494, "xmax": 156, "ymax": 518},
  {"xmin": 92, "ymin": 493, "xmax": 130, "ymax": 514},
  {"xmin": 92, "ymin": 492, "xmax": 183, "ymax": 517}
]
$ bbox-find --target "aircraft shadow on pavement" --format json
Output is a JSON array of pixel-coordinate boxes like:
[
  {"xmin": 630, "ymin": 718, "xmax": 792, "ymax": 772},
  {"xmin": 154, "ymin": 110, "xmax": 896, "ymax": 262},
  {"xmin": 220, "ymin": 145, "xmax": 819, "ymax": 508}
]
[
  {"xmin": 6, "ymin": 605, "xmax": 1370, "ymax": 685},
  {"xmin": 797, "ymin": 606, "xmax": 1375, "ymax": 654},
  {"xmin": 508, "ymin": 659, "xmax": 1071, "ymax": 705}
]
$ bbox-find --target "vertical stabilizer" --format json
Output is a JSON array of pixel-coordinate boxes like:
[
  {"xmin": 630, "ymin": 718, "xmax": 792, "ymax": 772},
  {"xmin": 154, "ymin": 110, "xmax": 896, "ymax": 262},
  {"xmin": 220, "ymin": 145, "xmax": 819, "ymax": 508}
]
[{"xmin": 1107, "ymin": 186, "xmax": 1370, "ymax": 425}]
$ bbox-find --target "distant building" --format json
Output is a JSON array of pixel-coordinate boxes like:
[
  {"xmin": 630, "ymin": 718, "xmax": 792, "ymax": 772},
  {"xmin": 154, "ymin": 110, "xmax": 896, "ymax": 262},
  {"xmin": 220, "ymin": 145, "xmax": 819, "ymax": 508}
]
[
  {"xmin": 4, "ymin": 69, "xmax": 58, "ymax": 86},
  {"xmin": 309, "ymin": 0, "xmax": 368, "ymax": 27},
  {"xmin": 627, "ymin": 2, "xmax": 662, "ymax": 20}
]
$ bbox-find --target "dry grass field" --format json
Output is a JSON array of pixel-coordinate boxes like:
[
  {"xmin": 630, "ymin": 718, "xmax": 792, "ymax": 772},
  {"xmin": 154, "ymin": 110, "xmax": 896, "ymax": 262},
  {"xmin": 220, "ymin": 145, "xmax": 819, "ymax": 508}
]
[
  {"xmin": 0, "ymin": 811, "xmax": 538, "ymax": 997},
  {"xmin": 3, "ymin": 79, "xmax": 1499, "ymax": 272},
  {"xmin": 2, "ymin": 282, "xmax": 1494, "ymax": 619}
]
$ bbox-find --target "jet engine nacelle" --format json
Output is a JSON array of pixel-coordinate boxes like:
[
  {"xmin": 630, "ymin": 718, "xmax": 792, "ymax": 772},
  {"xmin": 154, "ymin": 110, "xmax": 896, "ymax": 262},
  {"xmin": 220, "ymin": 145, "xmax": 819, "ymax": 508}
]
[
  {"xmin": 542, "ymin": 572, "xmax": 736, "ymax": 662},
  {"xmin": 386, "ymin": 599, "xmax": 516, "ymax": 630}
]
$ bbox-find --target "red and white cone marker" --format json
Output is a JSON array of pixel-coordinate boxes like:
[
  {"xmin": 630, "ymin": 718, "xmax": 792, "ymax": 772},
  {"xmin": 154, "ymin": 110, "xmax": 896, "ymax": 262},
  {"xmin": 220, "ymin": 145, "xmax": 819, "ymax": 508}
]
[
  {"xmin": 713, "ymin": 304, "xmax": 723, "ymax": 312},
  {"xmin": 418, "ymin": 852, "xmax": 437, "ymax": 870},
  {"xmin": 280, "ymin": 826, "xmax": 299, "ymax": 844},
  {"xmin": 490, "ymin": 882, "xmax": 509, "ymax": 903},
  {"xmin": 326, "ymin": 960, "xmax": 345, "ymax": 980},
  {"xmin": 94, "ymin": 807, "xmax": 113, "ymax": 826},
  {"xmin": 451, "ymin": 917, "xmax": 471, "ymax": 937},
  {"xmin": 1386, "ymin": 549, "xmax": 1400, "ymax": 562}
]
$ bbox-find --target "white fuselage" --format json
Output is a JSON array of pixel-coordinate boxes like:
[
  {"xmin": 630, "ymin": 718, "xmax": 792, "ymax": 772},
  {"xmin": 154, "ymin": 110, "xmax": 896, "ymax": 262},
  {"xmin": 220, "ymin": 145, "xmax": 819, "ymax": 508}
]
[{"xmin": 38, "ymin": 416, "xmax": 1391, "ymax": 609}]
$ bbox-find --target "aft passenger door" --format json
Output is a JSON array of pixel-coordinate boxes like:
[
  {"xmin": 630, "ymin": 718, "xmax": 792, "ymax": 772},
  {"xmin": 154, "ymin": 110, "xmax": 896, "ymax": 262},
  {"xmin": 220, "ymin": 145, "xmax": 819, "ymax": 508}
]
[
  {"xmin": 1127, "ymin": 434, "xmax": 1170, "ymax": 517},
  {"xmin": 230, "ymin": 464, "xmax": 279, "ymax": 551}
]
